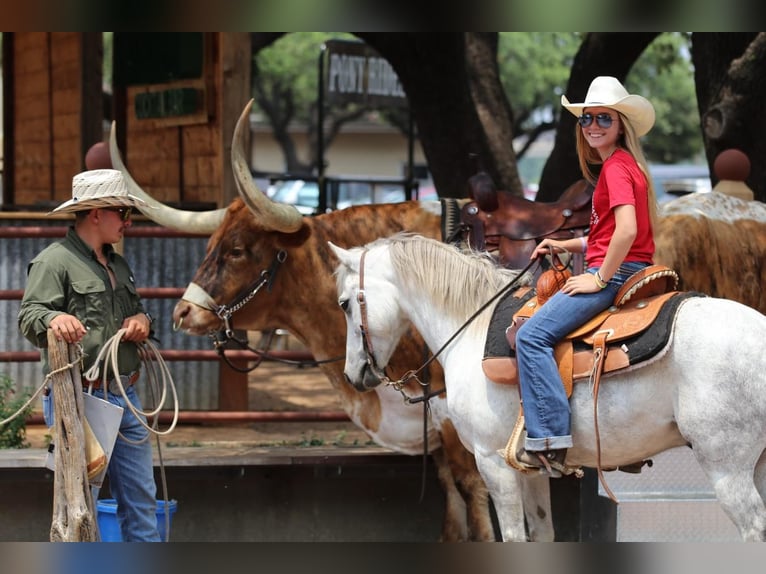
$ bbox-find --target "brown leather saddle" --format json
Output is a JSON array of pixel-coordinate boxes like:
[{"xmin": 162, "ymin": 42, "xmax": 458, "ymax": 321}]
[
  {"xmin": 482, "ymin": 265, "xmax": 682, "ymax": 393},
  {"xmin": 460, "ymin": 172, "xmax": 594, "ymax": 271}
]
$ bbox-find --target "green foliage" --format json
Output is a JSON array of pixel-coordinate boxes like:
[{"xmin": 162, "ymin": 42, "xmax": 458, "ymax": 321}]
[
  {"xmin": 627, "ymin": 33, "xmax": 704, "ymax": 163},
  {"xmin": 253, "ymin": 32, "xmax": 356, "ymax": 124},
  {"xmin": 498, "ymin": 32, "xmax": 581, "ymax": 130},
  {"xmin": 0, "ymin": 374, "xmax": 33, "ymax": 449},
  {"xmin": 499, "ymin": 32, "xmax": 703, "ymax": 165}
]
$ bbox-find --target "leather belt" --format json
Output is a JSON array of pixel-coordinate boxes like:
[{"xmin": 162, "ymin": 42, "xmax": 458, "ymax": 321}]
[{"xmin": 87, "ymin": 370, "xmax": 140, "ymax": 392}]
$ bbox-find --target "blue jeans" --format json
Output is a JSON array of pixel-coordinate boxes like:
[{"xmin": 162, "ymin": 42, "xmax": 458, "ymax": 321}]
[
  {"xmin": 515, "ymin": 262, "xmax": 650, "ymax": 452},
  {"xmin": 90, "ymin": 384, "xmax": 160, "ymax": 542}
]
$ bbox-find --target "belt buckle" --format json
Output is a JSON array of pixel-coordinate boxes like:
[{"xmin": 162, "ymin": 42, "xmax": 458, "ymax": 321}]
[{"xmin": 88, "ymin": 371, "xmax": 138, "ymax": 393}]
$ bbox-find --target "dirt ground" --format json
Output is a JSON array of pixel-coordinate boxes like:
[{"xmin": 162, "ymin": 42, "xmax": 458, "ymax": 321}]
[{"xmin": 24, "ymin": 343, "xmax": 374, "ymax": 450}]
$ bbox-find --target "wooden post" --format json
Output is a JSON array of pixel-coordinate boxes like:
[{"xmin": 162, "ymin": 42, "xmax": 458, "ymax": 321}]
[
  {"xmin": 218, "ymin": 329, "xmax": 249, "ymax": 411},
  {"xmin": 47, "ymin": 329, "xmax": 98, "ymax": 542}
]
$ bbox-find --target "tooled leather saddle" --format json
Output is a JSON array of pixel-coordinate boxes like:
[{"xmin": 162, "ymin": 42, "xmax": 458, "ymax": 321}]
[
  {"xmin": 482, "ymin": 265, "xmax": 687, "ymax": 393},
  {"xmin": 460, "ymin": 172, "xmax": 594, "ymax": 272}
]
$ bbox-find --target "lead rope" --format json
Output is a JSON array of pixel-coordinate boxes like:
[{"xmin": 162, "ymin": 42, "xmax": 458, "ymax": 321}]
[
  {"xmin": 0, "ymin": 347, "xmax": 87, "ymax": 427},
  {"xmin": 84, "ymin": 329, "xmax": 180, "ymax": 540}
]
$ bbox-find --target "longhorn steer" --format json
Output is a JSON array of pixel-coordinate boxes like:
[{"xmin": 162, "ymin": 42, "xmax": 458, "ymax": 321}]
[
  {"xmin": 654, "ymin": 191, "xmax": 766, "ymax": 314},
  {"xmin": 110, "ymin": 101, "xmax": 555, "ymax": 541}
]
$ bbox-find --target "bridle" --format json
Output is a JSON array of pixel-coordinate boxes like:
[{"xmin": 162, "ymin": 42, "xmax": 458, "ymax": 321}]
[
  {"xmin": 355, "ymin": 245, "xmax": 538, "ymax": 501},
  {"xmin": 177, "ymin": 250, "xmax": 344, "ymax": 372},
  {"xmin": 356, "ymin": 250, "xmax": 386, "ymax": 377},
  {"xmin": 355, "ymin": 247, "xmax": 539, "ymax": 398}
]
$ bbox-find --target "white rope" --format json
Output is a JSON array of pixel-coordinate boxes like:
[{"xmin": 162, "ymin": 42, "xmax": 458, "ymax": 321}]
[
  {"xmin": 0, "ymin": 346, "xmax": 86, "ymax": 427},
  {"xmin": 84, "ymin": 329, "xmax": 180, "ymax": 439}
]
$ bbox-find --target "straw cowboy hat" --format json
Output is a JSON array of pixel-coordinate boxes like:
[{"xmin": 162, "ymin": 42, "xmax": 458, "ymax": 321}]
[
  {"xmin": 561, "ymin": 76, "xmax": 655, "ymax": 137},
  {"xmin": 49, "ymin": 169, "xmax": 149, "ymax": 215}
]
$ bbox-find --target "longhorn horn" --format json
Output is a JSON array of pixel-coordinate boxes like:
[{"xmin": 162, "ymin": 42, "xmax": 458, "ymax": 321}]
[
  {"xmin": 109, "ymin": 122, "xmax": 227, "ymax": 234},
  {"xmin": 232, "ymin": 99, "xmax": 304, "ymax": 233}
]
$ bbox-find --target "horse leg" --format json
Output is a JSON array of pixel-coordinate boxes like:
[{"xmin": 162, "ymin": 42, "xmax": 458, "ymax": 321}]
[
  {"xmin": 521, "ymin": 474, "xmax": 555, "ymax": 542},
  {"xmin": 436, "ymin": 419, "xmax": 496, "ymax": 541},
  {"xmin": 430, "ymin": 446, "xmax": 469, "ymax": 541},
  {"xmin": 754, "ymin": 449, "xmax": 766, "ymax": 519},
  {"xmin": 474, "ymin": 452, "xmax": 527, "ymax": 541},
  {"xmin": 695, "ymin": 453, "xmax": 766, "ymax": 541}
]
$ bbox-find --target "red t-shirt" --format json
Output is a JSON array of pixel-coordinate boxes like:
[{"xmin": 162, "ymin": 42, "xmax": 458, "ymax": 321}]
[{"xmin": 586, "ymin": 149, "xmax": 655, "ymax": 267}]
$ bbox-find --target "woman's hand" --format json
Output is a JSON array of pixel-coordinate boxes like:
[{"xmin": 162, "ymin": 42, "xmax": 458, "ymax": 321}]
[
  {"xmin": 530, "ymin": 238, "xmax": 568, "ymax": 260},
  {"xmin": 561, "ymin": 273, "xmax": 603, "ymax": 295}
]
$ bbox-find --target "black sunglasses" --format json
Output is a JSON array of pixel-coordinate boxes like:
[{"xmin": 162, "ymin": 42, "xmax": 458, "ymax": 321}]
[
  {"xmin": 577, "ymin": 113, "xmax": 615, "ymax": 129},
  {"xmin": 104, "ymin": 207, "xmax": 133, "ymax": 222}
]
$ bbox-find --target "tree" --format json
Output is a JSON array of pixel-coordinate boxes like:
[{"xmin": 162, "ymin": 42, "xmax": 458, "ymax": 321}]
[
  {"xmin": 628, "ymin": 33, "xmax": 702, "ymax": 164},
  {"xmin": 537, "ymin": 33, "xmax": 659, "ymax": 201},
  {"xmin": 359, "ymin": 33, "xmax": 521, "ymax": 199},
  {"xmin": 498, "ymin": 33, "xmax": 703, "ymax": 169},
  {"xmin": 497, "ymin": 32, "xmax": 581, "ymax": 161},
  {"xmin": 251, "ymin": 32, "xmax": 368, "ymax": 176},
  {"xmin": 692, "ymin": 33, "xmax": 766, "ymax": 198},
  {"xmin": 252, "ymin": 33, "xmax": 766, "ymax": 203}
]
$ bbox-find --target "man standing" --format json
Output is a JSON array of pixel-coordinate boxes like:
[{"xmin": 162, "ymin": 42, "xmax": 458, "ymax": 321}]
[{"xmin": 19, "ymin": 169, "xmax": 160, "ymax": 541}]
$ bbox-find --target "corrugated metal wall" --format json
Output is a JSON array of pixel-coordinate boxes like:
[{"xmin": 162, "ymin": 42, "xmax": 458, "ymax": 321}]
[{"xmin": 1, "ymin": 219, "xmax": 220, "ymax": 411}]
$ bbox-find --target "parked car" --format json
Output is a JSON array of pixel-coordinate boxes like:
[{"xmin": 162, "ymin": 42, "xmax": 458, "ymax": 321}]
[
  {"xmin": 268, "ymin": 178, "xmax": 434, "ymax": 214},
  {"xmin": 269, "ymin": 179, "xmax": 321, "ymax": 214},
  {"xmin": 649, "ymin": 164, "xmax": 712, "ymax": 204}
]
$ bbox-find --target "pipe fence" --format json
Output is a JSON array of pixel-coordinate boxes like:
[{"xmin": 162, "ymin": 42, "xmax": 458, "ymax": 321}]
[{"xmin": 0, "ymin": 216, "xmax": 349, "ymax": 425}]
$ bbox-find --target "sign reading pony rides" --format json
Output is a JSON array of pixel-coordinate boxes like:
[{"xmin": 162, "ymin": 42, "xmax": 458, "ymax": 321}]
[{"xmin": 324, "ymin": 39, "xmax": 408, "ymax": 108}]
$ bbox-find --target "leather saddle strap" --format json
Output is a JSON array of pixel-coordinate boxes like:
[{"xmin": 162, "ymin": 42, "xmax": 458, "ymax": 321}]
[{"xmin": 591, "ymin": 330, "xmax": 618, "ymax": 503}]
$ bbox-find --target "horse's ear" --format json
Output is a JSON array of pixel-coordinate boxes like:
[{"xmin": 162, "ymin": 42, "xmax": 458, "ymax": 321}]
[{"xmin": 328, "ymin": 241, "xmax": 356, "ymax": 271}]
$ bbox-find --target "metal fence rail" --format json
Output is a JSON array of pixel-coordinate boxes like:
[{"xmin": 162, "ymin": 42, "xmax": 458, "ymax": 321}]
[{"xmin": 0, "ymin": 215, "xmax": 349, "ymax": 423}]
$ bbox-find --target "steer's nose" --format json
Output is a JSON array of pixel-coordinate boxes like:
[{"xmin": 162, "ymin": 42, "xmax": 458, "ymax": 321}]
[{"xmin": 172, "ymin": 302, "xmax": 191, "ymax": 330}]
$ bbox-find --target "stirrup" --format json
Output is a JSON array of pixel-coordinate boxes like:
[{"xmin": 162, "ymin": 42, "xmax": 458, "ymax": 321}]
[{"xmin": 516, "ymin": 448, "xmax": 567, "ymax": 478}]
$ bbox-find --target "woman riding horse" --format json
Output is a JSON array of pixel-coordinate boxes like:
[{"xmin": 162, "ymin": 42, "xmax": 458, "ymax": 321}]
[{"xmin": 515, "ymin": 76, "xmax": 658, "ymax": 476}]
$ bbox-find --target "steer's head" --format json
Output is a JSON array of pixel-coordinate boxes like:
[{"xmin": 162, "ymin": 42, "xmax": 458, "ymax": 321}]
[{"xmin": 111, "ymin": 99, "xmax": 306, "ymax": 335}]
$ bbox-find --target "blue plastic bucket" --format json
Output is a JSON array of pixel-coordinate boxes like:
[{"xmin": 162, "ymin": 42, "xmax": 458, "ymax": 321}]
[{"xmin": 96, "ymin": 498, "xmax": 178, "ymax": 542}]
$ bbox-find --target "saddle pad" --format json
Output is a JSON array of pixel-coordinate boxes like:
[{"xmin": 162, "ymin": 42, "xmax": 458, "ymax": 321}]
[
  {"xmin": 606, "ymin": 291, "xmax": 702, "ymax": 366},
  {"xmin": 484, "ymin": 287, "xmax": 536, "ymax": 360},
  {"xmin": 483, "ymin": 291, "xmax": 703, "ymax": 386}
]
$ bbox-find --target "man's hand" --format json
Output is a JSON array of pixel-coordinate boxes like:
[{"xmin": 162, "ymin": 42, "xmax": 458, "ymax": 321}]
[
  {"xmin": 121, "ymin": 313, "xmax": 152, "ymax": 342},
  {"xmin": 49, "ymin": 314, "xmax": 87, "ymax": 344}
]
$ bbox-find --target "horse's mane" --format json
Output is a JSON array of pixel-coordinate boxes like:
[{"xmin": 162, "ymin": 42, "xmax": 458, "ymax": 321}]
[{"xmin": 380, "ymin": 233, "xmax": 531, "ymax": 323}]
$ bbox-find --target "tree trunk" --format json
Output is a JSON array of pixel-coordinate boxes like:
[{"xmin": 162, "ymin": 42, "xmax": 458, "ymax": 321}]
[
  {"xmin": 691, "ymin": 33, "xmax": 766, "ymax": 201},
  {"xmin": 538, "ymin": 33, "xmax": 658, "ymax": 202},
  {"xmin": 48, "ymin": 330, "xmax": 97, "ymax": 542},
  {"xmin": 360, "ymin": 33, "xmax": 518, "ymax": 198},
  {"xmin": 463, "ymin": 33, "xmax": 523, "ymax": 195}
]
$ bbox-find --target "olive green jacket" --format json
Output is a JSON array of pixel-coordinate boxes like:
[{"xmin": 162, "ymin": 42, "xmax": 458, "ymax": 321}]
[{"xmin": 18, "ymin": 227, "xmax": 146, "ymax": 377}]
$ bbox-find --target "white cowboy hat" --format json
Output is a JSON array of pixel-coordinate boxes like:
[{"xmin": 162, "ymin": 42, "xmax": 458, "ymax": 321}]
[
  {"xmin": 49, "ymin": 169, "xmax": 150, "ymax": 215},
  {"xmin": 561, "ymin": 76, "xmax": 655, "ymax": 137}
]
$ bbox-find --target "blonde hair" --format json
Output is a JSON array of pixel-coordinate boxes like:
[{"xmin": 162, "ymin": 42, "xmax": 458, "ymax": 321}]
[{"xmin": 575, "ymin": 111, "xmax": 658, "ymax": 231}]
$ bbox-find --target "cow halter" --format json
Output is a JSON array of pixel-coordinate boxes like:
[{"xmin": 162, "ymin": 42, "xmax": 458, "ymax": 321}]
[
  {"xmin": 177, "ymin": 250, "xmax": 345, "ymax": 372},
  {"xmin": 178, "ymin": 250, "xmax": 287, "ymax": 338}
]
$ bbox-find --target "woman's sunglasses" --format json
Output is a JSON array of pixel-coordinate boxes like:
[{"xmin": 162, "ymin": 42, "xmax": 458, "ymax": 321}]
[
  {"xmin": 577, "ymin": 113, "xmax": 615, "ymax": 129},
  {"xmin": 104, "ymin": 207, "xmax": 133, "ymax": 222}
]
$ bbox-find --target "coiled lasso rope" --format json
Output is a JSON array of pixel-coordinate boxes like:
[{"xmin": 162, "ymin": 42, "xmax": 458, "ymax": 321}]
[
  {"xmin": 83, "ymin": 328, "xmax": 180, "ymax": 440},
  {"xmin": 84, "ymin": 329, "xmax": 180, "ymax": 540}
]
